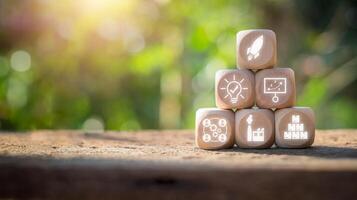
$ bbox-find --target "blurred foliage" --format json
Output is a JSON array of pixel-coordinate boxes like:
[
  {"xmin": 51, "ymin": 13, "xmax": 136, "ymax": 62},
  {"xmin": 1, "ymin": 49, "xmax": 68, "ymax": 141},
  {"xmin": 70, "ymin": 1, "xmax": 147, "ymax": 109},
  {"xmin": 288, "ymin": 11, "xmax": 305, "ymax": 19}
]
[{"xmin": 0, "ymin": 0, "xmax": 356, "ymax": 131}]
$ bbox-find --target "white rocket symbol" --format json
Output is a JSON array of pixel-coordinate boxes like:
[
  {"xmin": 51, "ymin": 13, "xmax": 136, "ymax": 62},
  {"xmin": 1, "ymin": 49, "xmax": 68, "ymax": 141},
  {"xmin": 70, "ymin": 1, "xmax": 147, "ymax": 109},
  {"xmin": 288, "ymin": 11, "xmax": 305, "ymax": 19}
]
[{"xmin": 246, "ymin": 35, "xmax": 264, "ymax": 61}]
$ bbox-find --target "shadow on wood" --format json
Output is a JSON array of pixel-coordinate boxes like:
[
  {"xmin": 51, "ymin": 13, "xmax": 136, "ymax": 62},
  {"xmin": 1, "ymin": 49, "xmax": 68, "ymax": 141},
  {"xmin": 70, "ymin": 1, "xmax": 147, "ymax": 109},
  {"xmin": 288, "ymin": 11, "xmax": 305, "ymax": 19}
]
[
  {"xmin": 218, "ymin": 146, "xmax": 357, "ymax": 159},
  {"xmin": 0, "ymin": 156, "xmax": 356, "ymax": 200}
]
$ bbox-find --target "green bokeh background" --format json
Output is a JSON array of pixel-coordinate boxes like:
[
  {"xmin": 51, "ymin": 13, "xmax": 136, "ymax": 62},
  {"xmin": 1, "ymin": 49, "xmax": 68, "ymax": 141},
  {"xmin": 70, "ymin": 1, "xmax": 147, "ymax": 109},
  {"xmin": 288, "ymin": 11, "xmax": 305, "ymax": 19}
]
[{"xmin": 0, "ymin": 0, "xmax": 356, "ymax": 131}]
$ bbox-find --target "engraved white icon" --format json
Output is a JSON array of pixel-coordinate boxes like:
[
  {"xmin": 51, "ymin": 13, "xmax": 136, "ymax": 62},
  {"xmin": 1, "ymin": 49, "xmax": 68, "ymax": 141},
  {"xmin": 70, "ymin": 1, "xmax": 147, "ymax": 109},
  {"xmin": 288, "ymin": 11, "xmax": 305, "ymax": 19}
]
[
  {"xmin": 202, "ymin": 118, "xmax": 228, "ymax": 143},
  {"xmin": 284, "ymin": 115, "xmax": 308, "ymax": 140},
  {"xmin": 263, "ymin": 78, "xmax": 287, "ymax": 103},
  {"xmin": 220, "ymin": 74, "xmax": 248, "ymax": 104},
  {"xmin": 247, "ymin": 35, "xmax": 264, "ymax": 61},
  {"xmin": 246, "ymin": 114, "xmax": 265, "ymax": 142}
]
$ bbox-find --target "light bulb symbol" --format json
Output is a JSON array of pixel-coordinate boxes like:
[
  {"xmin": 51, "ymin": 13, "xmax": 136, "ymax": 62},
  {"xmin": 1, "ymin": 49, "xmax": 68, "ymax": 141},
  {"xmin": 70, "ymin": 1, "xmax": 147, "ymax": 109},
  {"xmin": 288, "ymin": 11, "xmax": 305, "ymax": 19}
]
[
  {"xmin": 220, "ymin": 74, "xmax": 248, "ymax": 104},
  {"xmin": 226, "ymin": 81, "xmax": 242, "ymax": 104}
]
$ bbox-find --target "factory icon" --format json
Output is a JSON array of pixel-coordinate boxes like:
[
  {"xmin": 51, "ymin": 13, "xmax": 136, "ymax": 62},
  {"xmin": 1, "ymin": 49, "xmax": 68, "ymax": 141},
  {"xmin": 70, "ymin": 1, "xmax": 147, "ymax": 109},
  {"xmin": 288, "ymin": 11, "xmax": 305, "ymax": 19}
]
[{"xmin": 246, "ymin": 114, "xmax": 265, "ymax": 142}]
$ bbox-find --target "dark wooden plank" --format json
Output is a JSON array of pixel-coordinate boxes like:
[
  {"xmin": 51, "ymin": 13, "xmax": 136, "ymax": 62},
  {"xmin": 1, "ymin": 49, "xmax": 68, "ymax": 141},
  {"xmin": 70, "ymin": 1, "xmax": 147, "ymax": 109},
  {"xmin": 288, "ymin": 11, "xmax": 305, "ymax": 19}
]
[{"xmin": 0, "ymin": 156, "xmax": 357, "ymax": 200}]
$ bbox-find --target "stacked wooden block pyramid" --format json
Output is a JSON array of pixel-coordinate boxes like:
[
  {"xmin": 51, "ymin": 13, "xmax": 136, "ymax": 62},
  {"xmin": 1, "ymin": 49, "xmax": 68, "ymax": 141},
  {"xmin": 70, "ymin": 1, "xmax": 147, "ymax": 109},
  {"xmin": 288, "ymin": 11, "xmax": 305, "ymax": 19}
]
[{"xmin": 195, "ymin": 29, "xmax": 315, "ymax": 150}]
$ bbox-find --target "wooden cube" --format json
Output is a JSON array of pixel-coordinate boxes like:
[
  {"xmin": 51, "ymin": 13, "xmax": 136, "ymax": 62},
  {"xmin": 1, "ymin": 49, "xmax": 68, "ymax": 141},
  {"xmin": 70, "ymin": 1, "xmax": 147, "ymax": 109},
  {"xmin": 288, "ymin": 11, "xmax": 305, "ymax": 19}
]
[
  {"xmin": 236, "ymin": 29, "xmax": 277, "ymax": 69},
  {"xmin": 275, "ymin": 107, "xmax": 315, "ymax": 148},
  {"xmin": 195, "ymin": 108, "xmax": 235, "ymax": 150},
  {"xmin": 215, "ymin": 69, "xmax": 255, "ymax": 109},
  {"xmin": 235, "ymin": 109, "xmax": 275, "ymax": 148},
  {"xmin": 255, "ymin": 68, "xmax": 296, "ymax": 109}
]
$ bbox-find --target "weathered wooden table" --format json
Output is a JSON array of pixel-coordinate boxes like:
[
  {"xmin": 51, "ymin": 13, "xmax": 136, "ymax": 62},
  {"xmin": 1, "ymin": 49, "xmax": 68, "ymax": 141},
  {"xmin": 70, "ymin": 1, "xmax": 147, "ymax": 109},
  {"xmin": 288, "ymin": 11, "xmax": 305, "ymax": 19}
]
[{"xmin": 0, "ymin": 130, "xmax": 356, "ymax": 199}]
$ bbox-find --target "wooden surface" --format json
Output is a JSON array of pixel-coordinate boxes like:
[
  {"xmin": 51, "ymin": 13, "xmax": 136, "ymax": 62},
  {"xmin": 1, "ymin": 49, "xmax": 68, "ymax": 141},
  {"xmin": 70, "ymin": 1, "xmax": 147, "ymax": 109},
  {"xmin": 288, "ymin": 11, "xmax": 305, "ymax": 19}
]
[{"xmin": 0, "ymin": 129, "xmax": 357, "ymax": 199}]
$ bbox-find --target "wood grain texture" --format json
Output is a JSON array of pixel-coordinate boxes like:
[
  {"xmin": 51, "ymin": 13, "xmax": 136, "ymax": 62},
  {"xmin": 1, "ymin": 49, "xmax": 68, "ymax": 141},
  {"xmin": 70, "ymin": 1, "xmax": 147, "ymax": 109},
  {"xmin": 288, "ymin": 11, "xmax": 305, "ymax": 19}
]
[{"xmin": 0, "ymin": 130, "xmax": 357, "ymax": 199}]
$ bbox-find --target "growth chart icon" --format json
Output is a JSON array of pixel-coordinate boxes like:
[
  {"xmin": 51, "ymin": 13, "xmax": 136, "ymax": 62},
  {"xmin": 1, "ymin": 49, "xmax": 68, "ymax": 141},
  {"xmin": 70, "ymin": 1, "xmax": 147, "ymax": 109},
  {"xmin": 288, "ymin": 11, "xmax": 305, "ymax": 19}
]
[
  {"xmin": 264, "ymin": 78, "xmax": 287, "ymax": 103},
  {"xmin": 220, "ymin": 74, "xmax": 248, "ymax": 104},
  {"xmin": 246, "ymin": 35, "xmax": 264, "ymax": 61},
  {"xmin": 246, "ymin": 114, "xmax": 265, "ymax": 142},
  {"xmin": 202, "ymin": 118, "xmax": 228, "ymax": 143}
]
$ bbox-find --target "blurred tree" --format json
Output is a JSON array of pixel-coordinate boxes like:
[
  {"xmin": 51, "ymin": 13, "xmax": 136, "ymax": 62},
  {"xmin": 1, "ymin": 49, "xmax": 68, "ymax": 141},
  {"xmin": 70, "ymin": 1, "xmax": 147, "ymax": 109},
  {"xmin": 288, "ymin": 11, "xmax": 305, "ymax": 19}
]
[{"xmin": 0, "ymin": 0, "xmax": 356, "ymax": 131}]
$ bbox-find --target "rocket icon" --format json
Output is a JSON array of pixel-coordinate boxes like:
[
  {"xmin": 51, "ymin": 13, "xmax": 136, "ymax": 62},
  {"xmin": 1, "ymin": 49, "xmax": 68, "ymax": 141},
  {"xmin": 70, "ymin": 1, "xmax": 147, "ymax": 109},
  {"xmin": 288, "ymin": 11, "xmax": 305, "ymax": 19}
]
[{"xmin": 246, "ymin": 35, "xmax": 264, "ymax": 61}]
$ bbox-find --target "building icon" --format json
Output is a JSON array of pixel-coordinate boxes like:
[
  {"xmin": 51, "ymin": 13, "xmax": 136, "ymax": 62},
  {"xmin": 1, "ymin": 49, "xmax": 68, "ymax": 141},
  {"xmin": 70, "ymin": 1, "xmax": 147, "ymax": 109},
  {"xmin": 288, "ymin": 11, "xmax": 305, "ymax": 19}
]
[
  {"xmin": 284, "ymin": 115, "xmax": 308, "ymax": 140},
  {"xmin": 246, "ymin": 114, "xmax": 265, "ymax": 142}
]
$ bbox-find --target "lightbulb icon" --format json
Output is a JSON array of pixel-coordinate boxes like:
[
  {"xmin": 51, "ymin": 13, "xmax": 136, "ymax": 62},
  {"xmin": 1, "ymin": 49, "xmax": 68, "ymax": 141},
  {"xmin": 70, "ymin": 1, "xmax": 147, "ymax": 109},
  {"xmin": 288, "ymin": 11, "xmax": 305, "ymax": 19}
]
[
  {"xmin": 226, "ymin": 81, "xmax": 241, "ymax": 103},
  {"xmin": 220, "ymin": 74, "xmax": 248, "ymax": 104}
]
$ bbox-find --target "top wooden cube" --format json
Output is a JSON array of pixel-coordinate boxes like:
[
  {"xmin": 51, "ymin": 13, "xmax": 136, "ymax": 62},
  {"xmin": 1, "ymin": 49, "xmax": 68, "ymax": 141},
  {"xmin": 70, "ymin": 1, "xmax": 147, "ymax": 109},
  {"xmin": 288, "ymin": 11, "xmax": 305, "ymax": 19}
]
[{"xmin": 236, "ymin": 29, "xmax": 277, "ymax": 70}]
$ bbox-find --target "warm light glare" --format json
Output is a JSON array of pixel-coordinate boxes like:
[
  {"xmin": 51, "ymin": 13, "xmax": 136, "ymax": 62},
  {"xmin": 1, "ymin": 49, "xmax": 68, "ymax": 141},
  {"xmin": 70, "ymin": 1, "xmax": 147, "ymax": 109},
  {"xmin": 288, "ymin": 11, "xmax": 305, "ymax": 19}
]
[
  {"xmin": 6, "ymin": 78, "xmax": 28, "ymax": 108},
  {"xmin": 82, "ymin": 116, "xmax": 105, "ymax": 133},
  {"xmin": 10, "ymin": 50, "xmax": 31, "ymax": 72},
  {"xmin": 78, "ymin": 0, "xmax": 133, "ymax": 16}
]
